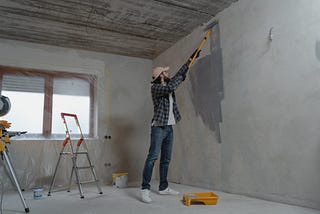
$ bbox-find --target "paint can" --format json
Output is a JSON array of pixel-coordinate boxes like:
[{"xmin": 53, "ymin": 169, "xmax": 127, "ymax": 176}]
[
  {"xmin": 112, "ymin": 172, "xmax": 128, "ymax": 188},
  {"xmin": 32, "ymin": 187, "xmax": 44, "ymax": 199}
]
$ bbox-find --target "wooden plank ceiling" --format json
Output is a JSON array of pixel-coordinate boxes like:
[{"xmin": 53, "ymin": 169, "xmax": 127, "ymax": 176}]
[{"xmin": 0, "ymin": 0, "xmax": 236, "ymax": 59}]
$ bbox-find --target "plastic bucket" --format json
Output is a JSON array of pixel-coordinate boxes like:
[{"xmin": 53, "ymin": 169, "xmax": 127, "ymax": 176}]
[
  {"xmin": 32, "ymin": 187, "xmax": 44, "ymax": 199},
  {"xmin": 112, "ymin": 173, "xmax": 128, "ymax": 188}
]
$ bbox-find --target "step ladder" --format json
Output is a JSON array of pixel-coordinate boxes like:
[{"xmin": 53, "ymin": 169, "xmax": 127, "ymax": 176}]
[{"xmin": 48, "ymin": 113, "xmax": 103, "ymax": 198}]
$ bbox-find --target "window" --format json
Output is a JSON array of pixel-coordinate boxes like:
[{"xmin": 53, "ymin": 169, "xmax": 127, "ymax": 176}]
[
  {"xmin": 0, "ymin": 65, "xmax": 95, "ymax": 138},
  {"xmin": 2, "ymin": 75, "xmax": 45, "ymax": 133},
  {"xmin": 52, "ymin": 78, "xmax": 90, "ymax": 134}
]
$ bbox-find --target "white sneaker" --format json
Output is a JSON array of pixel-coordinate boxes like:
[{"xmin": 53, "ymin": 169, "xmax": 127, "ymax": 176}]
[
  {"xmin": 159, "ymin": 187, "xmax": 179, "ymax": 195},
  {"xmin": 141, "ymin": 189, "xmax": 152, "ymax": 203}
]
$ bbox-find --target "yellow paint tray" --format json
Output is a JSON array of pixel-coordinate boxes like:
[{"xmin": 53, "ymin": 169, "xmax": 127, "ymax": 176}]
[{"xmin": 182, "ymin": 192, "xmax": 219, "ymax": 206}]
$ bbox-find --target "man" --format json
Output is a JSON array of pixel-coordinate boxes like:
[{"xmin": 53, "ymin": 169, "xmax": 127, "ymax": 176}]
[{"xmin": 141, "ymin": 51, "xmax": 199, "ymax": 203}]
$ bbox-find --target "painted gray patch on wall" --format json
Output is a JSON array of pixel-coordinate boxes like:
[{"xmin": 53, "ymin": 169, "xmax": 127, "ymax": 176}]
[
  {"xmin": 189, "ymin": 25, "xmax": 224, "ymax": 142},
  {"xmin": 316, "ymin": 40, "xmax": 320, "ymax": 61}
]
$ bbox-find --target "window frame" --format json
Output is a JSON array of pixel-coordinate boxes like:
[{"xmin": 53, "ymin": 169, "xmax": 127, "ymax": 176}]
[{"xmin": 0, "ymin": 65, "xmax": 95, "ymax": 138}]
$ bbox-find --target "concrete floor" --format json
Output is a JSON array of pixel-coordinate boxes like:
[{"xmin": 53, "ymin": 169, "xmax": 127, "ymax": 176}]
[{"xmin": 1, "ymin": 183, "xmax": 319, "ymax": 214}]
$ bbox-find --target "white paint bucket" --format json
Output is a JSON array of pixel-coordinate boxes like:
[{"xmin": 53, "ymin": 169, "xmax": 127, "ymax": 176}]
[
  {"xmin": 32, "ymin": 187, "xmax": 44, "ymax": 199},
  {"xmin": 112, "ymin": 173, "xmax": 128, "ymax": 188}
]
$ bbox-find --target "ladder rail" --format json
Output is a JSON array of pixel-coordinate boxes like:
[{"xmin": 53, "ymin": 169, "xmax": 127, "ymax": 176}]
[
  {"xmin": 48, "ymin": 146, "xmax": 66, "ymax": 196},
  {"xmin": 84, "ymin": 152, "xmax": 103, "ymax": 194}
]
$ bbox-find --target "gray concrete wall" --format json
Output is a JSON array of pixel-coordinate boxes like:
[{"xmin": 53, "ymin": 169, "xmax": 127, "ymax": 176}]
[
  {"xmin": 219, "ymin": 0, "xmax": 320, "ymax": 209},
  {"xmin": 154, "ymin": 0, "xmax": 320, "ymax": 210},
  {"xmin": 0, "ymin": 38, "xmax": 152, "ymax": 190}
]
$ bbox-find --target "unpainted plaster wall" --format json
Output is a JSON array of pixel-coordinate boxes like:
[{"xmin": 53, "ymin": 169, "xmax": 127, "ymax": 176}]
[
  {"xmin": 219, "ymin": 0, "xmax": 320, "ymax": 209},
  {"xmin": 0, "ymin": 38, "xmax": 152, "ymax": 189},
  {"xmin": 154, "ymin": 0, "xmax": 320, "ymax": 210}
]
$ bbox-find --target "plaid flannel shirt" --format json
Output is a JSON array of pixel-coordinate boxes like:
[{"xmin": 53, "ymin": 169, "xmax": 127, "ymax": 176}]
[{"xmin": 151, "ymin": 62, "xmax": 189, "ymax": 126}]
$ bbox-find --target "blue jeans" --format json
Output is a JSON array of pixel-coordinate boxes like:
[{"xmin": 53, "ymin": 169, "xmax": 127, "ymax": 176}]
[{"xmin": 141, "ymin": 125, "xmax": 173, "ymax": 191}]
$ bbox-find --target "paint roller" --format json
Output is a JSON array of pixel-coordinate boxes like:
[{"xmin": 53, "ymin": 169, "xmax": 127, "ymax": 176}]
[{"xmin": 188, "ymin": 19, "xmax": 219, "ymax": 68}]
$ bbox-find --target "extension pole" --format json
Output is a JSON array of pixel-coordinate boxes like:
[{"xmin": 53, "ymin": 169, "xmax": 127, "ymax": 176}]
[
  {"xmin": 188, "ymin": 29, "xmax": 212, "ymax": 68},
  {"xmin": 188, "ymin": 19, "xmax": 219, "ymax": 68}
]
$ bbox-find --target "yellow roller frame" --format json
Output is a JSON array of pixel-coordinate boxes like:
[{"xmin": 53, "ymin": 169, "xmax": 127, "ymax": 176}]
[{"xmin": 188, "ymin": 29, "xmax": 212, "ymax": 68}]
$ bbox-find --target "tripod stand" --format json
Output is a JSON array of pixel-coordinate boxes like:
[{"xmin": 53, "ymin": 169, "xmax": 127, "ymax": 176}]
[{"xmin": 0, "ymin": 120, "xmax": 29, "ymax": 213}]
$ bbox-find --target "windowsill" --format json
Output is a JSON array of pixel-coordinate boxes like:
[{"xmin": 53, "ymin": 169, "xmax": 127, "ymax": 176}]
[{"xmin": 9, "ymin": 134, "xmax": 99, "ymax": 141}]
